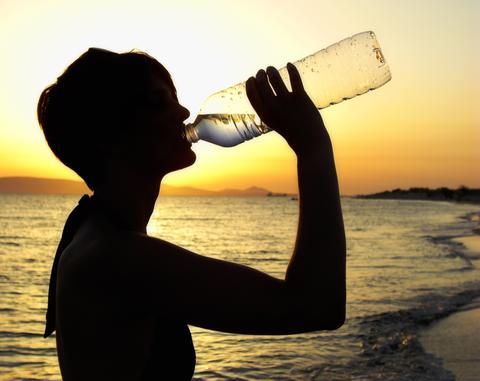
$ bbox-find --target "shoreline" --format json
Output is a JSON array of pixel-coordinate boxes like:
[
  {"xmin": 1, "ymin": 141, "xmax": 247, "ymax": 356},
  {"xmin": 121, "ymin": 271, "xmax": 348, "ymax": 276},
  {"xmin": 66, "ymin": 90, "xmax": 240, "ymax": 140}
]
[
  {"xmin": 354, "ymin": 186, "xmax": 480, "ymax": 204},
  {"xmin": 352, "ymin": 195, "xmax": 480, "ymax": 206},
  {"xmin": 419, "ymin": 298, "xmax": 480, "ymax": 381},
  {"xmin": 419, "ymin": 212, "xmax": 480, "ymax": 381}
]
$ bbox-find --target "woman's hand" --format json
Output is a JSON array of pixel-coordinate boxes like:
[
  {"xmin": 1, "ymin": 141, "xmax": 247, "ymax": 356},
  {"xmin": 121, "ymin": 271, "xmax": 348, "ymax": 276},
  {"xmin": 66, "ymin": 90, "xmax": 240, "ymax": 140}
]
[{"xmin": 246, "ymin": 63, "xmax": 331, "ymax": 155}]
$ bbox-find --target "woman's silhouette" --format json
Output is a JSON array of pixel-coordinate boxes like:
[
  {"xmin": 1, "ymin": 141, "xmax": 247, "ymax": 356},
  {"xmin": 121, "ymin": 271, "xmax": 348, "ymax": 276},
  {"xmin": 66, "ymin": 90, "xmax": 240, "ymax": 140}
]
[{"xmin": 38, "ymin": 48, "xmax": 346, "ymax": 380}]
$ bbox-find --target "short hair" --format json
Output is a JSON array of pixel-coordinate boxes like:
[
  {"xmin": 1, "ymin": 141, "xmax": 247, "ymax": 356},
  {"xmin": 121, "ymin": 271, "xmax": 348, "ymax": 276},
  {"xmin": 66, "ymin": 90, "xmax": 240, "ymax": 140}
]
[{"xmin": 37, "ymin": 48, "xmax": 176, "ymax": 190}]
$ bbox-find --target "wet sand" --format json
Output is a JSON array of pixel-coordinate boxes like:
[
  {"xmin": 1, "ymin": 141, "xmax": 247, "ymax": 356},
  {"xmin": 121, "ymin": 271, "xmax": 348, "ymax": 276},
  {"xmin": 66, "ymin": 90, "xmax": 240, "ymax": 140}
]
[
  {"xmin": 454, "ymin": 235, "xmax": 480, "ymax": 254},
  {"xmin": 419, "ymin": 298, "xmax": 480, "ymax": 381},
  {"xmin": 420, "ymin": 229, "xmax": 480, "ymax": 381}
]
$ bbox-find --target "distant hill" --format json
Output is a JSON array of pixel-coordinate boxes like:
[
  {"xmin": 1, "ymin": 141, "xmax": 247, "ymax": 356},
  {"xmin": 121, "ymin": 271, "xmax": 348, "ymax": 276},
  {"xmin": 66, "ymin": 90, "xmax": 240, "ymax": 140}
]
[
  {"xmin": 0, "ymin": 177, "xmax": 90, "ymax": 195},
  {"xmin": 356, "ymin": 186, "xmax": 480, "ymax": 203},
  {"xmin": 215, "ymin": 186, "xmax": 271, "ymax": 196},
  {"xmin": 0, "ymin": 177, "xmax": 273, "ymax": 197}
]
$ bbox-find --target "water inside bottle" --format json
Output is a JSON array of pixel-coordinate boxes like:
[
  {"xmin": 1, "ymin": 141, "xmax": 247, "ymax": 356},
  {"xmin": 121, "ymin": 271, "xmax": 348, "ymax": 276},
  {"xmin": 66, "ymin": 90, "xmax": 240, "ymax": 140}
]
[{"xmin": 185, "ymin": 114, "xmax": 271, "ymax": 147}]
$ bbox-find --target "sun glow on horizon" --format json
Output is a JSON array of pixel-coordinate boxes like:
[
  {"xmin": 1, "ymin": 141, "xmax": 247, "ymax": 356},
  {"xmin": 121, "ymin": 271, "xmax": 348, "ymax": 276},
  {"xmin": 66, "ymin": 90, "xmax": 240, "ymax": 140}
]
[{"xmin": 1, "ymin": 0, "xmax": 479, "ymax": 195}]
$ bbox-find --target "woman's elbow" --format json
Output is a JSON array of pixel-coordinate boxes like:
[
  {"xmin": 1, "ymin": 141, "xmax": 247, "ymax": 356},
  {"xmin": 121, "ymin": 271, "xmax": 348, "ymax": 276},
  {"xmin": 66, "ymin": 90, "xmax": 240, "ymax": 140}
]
[
  {"xmin": 310, "ymin": 305, "xmax": 346, "ymax": 331},
  {"xmin": 325, "ymin": 313, "xmax": 345, "ymax": 330}
]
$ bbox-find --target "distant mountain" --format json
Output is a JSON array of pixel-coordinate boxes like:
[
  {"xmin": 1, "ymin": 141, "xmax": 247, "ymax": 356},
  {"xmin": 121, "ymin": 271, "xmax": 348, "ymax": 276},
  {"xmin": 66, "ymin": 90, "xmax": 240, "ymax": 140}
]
[
  {"xmin": 0, "ymin": 177, "xmax": 90, "ymax": 195},
  {"xmin": 215, "ymin": 186, "xmax": 271, "ymax": 196},
  {"xmin": 0, "ymin": 177, "xmax": 273, "ymax": 197},
  {"xmin": 160, "ymin": 185, "xmax": 218, "ymax": 196}
]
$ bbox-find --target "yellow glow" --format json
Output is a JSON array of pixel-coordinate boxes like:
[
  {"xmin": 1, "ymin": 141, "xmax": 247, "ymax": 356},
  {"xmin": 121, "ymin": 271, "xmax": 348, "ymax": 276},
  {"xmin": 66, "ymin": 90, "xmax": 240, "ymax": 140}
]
[{"xmin": 1, "ymin": 0, "xmax": 479, "ymax": 195}]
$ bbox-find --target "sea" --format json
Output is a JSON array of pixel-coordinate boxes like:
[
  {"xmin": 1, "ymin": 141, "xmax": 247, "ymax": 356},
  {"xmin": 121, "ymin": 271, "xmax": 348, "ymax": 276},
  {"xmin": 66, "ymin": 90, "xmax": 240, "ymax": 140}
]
[{"xmin": 0, "ymin": 194, "xmax": 479, "ymax": 381}]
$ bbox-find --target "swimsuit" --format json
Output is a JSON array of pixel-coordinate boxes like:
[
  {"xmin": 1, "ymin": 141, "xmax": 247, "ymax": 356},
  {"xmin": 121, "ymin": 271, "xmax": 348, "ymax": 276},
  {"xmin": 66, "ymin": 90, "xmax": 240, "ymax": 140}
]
[{"xmin": 44, "ymin": 195, "xmax": 196, "ymax": 380}]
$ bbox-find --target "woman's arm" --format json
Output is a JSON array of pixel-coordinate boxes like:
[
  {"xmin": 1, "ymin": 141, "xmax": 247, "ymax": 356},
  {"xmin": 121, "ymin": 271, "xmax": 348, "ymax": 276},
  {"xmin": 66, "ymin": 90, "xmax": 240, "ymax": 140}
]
[
  {"xmin": 247, "ymin": 64, "xmax": 346, "ymax": 327},
  {"xmin": 100, "ymin": 64, "xmax": 346, "ymax": 334},
  {"xmin": 286, "ymin": 145, "xmax": 346, "ymax": 328}
]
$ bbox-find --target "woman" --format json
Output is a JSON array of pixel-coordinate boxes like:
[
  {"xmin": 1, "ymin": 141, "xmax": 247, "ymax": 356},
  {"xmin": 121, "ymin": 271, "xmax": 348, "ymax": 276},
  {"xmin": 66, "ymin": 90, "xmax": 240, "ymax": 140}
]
[{"xmin": 38, "ymin": 48, "xmax": 346, "ymax": 380}]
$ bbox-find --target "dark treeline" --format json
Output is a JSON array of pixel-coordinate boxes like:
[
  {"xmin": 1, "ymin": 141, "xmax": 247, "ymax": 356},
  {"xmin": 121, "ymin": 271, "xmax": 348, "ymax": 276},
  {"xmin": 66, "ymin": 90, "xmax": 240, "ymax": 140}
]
[{"xmin": 356, "ymin": 186, "xmax": 480, "ymax": 203}]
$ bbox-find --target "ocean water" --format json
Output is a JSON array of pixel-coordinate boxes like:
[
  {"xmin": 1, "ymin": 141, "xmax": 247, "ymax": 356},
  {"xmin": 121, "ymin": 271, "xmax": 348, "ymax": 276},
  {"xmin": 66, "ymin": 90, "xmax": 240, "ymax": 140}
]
[{"xmin": 0, "ymin": 194, "xmax": 479, "ymax": 381}]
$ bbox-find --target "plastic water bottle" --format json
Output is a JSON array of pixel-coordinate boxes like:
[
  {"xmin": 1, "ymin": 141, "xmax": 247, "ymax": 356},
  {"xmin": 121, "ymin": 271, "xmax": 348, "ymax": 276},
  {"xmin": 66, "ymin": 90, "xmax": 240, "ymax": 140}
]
[{"xmin": 184, "ymin": 31, "xmax": 391, "ymax": 147}]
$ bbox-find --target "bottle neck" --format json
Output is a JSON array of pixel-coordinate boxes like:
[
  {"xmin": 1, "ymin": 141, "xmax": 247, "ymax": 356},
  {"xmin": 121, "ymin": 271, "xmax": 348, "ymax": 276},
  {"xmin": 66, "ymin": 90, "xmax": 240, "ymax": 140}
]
[{"xmin": 184, "ymin": 123, "xmax": 199, "ymax": 143}]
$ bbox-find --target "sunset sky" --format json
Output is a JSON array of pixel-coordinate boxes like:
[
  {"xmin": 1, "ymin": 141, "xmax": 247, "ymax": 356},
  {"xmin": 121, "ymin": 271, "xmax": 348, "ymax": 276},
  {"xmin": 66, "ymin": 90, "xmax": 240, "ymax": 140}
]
[{"xmin": 0, "ymin": 0, "xmax": 478, "ymax": 195}]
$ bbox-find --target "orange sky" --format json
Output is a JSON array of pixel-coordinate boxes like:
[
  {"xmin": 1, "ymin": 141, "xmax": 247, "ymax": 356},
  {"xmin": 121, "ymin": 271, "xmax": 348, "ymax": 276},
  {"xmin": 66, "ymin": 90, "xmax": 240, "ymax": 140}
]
[{"xmin": 0, "ymin": 0, "xmax": 478, "ymax": 195}]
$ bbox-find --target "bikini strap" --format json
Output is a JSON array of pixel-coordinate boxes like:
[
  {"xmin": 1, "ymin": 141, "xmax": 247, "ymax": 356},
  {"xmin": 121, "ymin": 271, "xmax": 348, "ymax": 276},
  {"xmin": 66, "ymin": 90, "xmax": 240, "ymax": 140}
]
[{"xmin": 44, "ymin": 194, "xmax": 92, "ymax": 338}]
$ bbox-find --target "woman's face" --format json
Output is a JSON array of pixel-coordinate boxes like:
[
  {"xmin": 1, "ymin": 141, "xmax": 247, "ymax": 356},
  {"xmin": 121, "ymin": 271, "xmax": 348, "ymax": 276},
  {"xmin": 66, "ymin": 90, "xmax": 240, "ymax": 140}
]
[{"xmin": 127, "ymin": 71, "xmax": 196, "ymax": 175}]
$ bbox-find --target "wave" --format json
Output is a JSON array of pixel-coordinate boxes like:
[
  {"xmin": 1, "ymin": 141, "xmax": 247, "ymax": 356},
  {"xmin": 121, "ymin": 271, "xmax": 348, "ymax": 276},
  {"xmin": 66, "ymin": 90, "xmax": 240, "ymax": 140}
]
[
  {"xmin": 335, "ymin": 209, "xmax": 480, "ymax": 381},
  {"xmin": 0, "ymin": 331, "xmax": 41, "ymax": 339},
  {"xmin": 0, "ymin": 241, "xmax": 21, "ymax": 247},
  {"xmin": 0, "ymin": 347, "xmax": 56, "ymax": 357},
  {"xmin": 343, "ymin": 285, "xmax": 480, "ymax": 381},
  {"xmin": 0, "ymin": 360, "xmax": 46, "ymax": 368}
]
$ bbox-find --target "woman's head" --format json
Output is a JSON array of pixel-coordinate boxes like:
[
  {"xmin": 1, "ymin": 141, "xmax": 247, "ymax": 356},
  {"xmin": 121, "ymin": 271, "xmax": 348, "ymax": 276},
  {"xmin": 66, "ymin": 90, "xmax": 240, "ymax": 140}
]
[{"xmin": 37, "ymin": 48, "xmax": 193, "ymax": 190}]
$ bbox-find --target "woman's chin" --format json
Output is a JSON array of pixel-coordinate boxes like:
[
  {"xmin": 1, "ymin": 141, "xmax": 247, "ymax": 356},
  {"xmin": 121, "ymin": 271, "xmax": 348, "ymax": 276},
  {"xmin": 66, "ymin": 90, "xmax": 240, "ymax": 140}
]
[
  {"xmin": 181, "ymin": 150, "xmax": 197, "ymax": 168},
  {"xmin": 166, "ymin": 150, "xmax": 196, "ymax": 173}
]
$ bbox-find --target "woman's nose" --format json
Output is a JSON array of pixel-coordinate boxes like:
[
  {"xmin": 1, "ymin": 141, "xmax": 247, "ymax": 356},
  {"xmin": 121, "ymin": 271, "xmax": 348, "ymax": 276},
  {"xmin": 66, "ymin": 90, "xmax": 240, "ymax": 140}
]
[{"xmin": 177, "ymin": 104, "xmax": 190, "ymax": 121}]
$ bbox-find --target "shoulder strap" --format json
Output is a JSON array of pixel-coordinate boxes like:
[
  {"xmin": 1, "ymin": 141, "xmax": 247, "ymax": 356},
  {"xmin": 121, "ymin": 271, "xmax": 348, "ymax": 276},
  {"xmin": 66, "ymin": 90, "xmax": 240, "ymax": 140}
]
[{"xmin": 44, "ymin": 194, "xmax": 92, "ymax": 338}]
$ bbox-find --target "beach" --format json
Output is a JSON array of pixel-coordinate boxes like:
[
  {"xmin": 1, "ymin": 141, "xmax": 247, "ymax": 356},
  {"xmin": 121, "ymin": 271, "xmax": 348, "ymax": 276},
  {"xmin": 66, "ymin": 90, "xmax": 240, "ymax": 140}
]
[
  {"xmin": 420, "ymin": 298, "xmax": 480, "ymax": 381},
  {"xmin": 1, "ymin": 195, "xmax": 480, "ymax": 380},
  {"xmin": 419, "ymin": 216, "xmax": 480, "ymax": 381}
]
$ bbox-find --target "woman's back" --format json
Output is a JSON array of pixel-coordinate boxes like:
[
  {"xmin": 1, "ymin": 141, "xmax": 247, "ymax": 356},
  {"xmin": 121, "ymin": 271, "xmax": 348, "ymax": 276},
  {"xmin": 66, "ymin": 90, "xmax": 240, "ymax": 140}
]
[{"xmin": 55, "ymin": 215, "xmax": 195, "ymax": 380}]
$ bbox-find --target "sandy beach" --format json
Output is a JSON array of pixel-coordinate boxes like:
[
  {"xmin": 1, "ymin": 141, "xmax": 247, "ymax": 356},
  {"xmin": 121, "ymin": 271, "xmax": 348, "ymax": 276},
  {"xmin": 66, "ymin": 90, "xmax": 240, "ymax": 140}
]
[
  {"xmin": 419, "ymin": 226, "xmax": 480, "ymax": 381},
  {"xmin": 420, "ymin": 298, "xmax": 480, "ymax": 381}
]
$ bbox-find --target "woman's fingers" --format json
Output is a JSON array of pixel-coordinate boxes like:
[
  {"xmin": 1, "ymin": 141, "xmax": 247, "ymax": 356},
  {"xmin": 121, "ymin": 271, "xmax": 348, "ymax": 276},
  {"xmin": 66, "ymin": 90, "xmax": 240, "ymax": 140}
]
[
  {"xmin": 287, "ymin": 63, "xmax": 305, "ymax": 93},
  {"xmin": 255, "ymin": 69, "xmax": 276, "ymax": 106},
  {"xmin": 254, "ymin": 64, "xmax": 304, "ymax": 101},
  {"xmin": 247, "ymin": 64, "xmax": 307, "ymax": 127},
  {"xmin": 246, "ymin": 76, "xmax": 267, "ymax": 121},
  {"xmin": 266, "ymin": 66, "xmax": 289, "ymax": 97}
]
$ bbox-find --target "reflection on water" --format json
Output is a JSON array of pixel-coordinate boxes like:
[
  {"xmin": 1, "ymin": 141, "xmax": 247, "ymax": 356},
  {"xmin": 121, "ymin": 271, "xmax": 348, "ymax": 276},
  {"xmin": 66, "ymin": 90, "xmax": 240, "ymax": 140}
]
[{"xmin": 0, "ymin": 194, "xmax": 479, "ymax": 380}]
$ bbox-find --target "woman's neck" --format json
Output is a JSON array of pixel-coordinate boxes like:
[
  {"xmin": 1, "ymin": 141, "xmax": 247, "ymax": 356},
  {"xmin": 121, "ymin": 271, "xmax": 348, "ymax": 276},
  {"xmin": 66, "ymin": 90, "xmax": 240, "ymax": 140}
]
[{"xmin": 92, "ymin": 169, "xmax": 163, "ymax": 234}]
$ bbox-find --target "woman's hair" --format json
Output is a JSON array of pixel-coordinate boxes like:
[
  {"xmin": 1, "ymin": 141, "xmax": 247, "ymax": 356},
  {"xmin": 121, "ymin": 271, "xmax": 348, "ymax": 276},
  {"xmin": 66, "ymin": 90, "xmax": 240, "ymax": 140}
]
[{"xmin": 37, "ymin": 48, "xmax": 176, "ymax": 190}]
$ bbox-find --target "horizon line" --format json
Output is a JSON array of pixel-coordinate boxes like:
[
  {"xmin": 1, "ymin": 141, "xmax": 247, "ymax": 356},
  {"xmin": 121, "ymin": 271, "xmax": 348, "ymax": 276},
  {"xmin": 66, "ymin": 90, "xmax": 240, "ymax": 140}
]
[{"xmin": 0, "ymin": 176, "xmax": 478, "ymax": 198}]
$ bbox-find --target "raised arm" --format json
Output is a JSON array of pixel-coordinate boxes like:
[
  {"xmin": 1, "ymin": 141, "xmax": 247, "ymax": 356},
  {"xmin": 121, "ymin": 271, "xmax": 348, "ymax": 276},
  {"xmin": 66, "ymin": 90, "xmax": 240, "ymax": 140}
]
[
  {"xmin": 246, "ymin": 64, "xmax": 346, "ymax": 328},
  {"xmin": 100, "ymin": 64, "xmax": 346, "ymax": 335}
]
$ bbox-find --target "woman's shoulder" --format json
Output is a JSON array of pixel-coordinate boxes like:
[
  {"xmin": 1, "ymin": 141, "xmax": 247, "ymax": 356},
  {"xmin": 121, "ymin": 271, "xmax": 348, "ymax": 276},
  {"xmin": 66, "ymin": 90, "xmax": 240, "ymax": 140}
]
[
  {"xmin": 57, "ymin": 218, "xmax": 172, "ymax": 311},
  {"xmin": 60, "ymin": 215, "xmax": 151, "ymax": 270},
  {"xmin": 59, "ymin": 213, "xmax": 186, "ymax": 284}
]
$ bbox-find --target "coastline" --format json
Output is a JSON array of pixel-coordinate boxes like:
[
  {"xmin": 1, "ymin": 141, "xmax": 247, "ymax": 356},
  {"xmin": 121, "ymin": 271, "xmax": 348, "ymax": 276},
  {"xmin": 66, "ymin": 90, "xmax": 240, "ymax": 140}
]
[
  {"xmin": 419, "ymin": 298, "xmax": 480, "ymax": 381},
  {"xmin": 355, "ymin": 186, "xmax": 480, "ymax": 204},
  {"xmin": 419, "ymin": 212, "xmax": 480, "ymax": 381}
]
